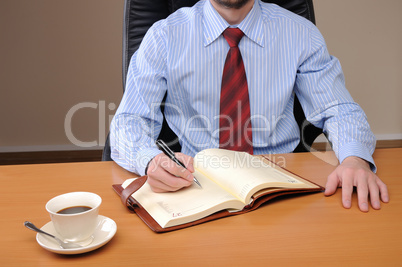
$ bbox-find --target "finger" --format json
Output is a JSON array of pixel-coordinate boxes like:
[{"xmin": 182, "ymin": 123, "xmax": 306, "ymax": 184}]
[
  {"xmin": 324, "ymin": 172, "xmax": 340, "ymax": 196},
  {"xmin": 157, "ymin": 155, "xmax": 193, "ymax": 181},
  {"xmin": 148, "ymin": 175, "xmax": 191, "ymax": 192},
  {"xmin": 147, "ymin": 177, "xmax": 178, "ymax": 192},
  {"xmin": 148, "ymin": 169, "xmax": 192, "ymax": 192},
  {"xmin": 147, "ymin": 154, "xmax": 192, "ymax": 192},
  {"xmin": 368, "ymin": 177, "xmax": 380, "ymax": 210},
  {"xmin": 355, "ymin": 172, "xmax": 369, "ymax": 212},
  {"xmin": 341, "ymin": 173, "xmax": 354, "ymax": 209},
  {"xmin": 376, "ymin": 178, "xmax": 389, "ymax": 203},
  {"xmin": 167, "ymin": 162, "xmax": 194, "ymax": 182},
  {"xmin": 176, "ymin": 153, "xmax": 195, "ymax": 173}
]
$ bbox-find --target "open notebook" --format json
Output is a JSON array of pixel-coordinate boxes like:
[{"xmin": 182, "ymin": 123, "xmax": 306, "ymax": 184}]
[{"xmin": 113, "ymin": 149, "xmax": 323, "ymax": 232}]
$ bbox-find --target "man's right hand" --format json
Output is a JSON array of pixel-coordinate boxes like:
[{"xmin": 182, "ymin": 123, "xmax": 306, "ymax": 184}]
[{"xmin": 145, "ymin": 152, "xmax": 195, "ymax": 193}]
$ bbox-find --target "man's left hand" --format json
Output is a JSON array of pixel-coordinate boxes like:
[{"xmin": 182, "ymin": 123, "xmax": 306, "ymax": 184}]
[{"xmin": 324, "ymin": 156, "xmax": 389, "ymax": 212}]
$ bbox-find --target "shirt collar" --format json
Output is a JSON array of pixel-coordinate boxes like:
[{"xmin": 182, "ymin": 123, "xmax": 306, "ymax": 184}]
[{"xmin": 203, "ymin": 0, "xmax": 264, "ymax": 47}]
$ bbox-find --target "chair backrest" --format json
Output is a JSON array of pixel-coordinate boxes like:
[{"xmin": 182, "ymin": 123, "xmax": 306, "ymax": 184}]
[{"xmin": 103, "ymin": 0, "xmax": 322, "ymax": 161}]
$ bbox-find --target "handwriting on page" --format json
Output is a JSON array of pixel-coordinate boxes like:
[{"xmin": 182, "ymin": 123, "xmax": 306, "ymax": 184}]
[
  {"xmin": 158, "ymin": 201, "xmax": 198, "ymax": 218},
  {"xmin": 157, "ymin": 202, "xmax": 182, "ymax": 217},
  {"xmin": 157, "ymin": 201, "xmax": 173, "ymax": 214},
  {"xmin": 272, "ymin": 169, "xmax": 303, "ymax": 184}
]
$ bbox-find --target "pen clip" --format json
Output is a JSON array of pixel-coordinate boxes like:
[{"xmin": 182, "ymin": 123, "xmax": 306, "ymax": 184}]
[{"xmin": 155, "ymin": 140, "xmax": 176, "ymax": 159}]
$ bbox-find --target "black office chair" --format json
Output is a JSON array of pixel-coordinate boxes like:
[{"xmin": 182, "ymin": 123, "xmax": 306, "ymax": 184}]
[{"xmin": 103, "ymin": 0, "xmax": 323, "ymax": 161}]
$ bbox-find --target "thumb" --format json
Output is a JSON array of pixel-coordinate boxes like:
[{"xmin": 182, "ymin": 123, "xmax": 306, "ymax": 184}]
[{"xmin": 324, "ymin": 172, "xmax": 340, "ymax": 196}]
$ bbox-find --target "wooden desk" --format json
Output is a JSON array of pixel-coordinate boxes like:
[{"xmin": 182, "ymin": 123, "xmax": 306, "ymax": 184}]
[{"xmin": 0, "ymin": 148, "xmax": 401, "ymax": 266}]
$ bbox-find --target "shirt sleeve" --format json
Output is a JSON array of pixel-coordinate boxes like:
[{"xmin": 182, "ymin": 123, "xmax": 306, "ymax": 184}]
[
  {"xmin": 294, "ymin": 25, "xmax": 377, "ymax": 171},
  {"xmin": 109, "ymin": 23, "xmax": 167, "ymax": 175}
]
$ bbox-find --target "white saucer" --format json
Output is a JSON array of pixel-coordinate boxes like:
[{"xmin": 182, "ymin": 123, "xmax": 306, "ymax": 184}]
[{"xmin": 36, "ymin": 215, "xmax": 117, "ymax": 255}]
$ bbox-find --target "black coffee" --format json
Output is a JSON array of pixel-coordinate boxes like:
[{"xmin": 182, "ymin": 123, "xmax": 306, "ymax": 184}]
[{"xmin": 57, "ymin": 206, "xmax": 92, "ymax": 214}]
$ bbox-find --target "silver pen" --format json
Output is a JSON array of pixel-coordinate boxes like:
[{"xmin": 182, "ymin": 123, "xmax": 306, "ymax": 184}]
[{"xmin": 155, "ymin": 139, "xmax": 202, "ymax": 188}]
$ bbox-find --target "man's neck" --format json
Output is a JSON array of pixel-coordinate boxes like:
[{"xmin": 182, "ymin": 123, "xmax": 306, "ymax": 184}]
[{"xmin": 210, "ymin": 0, "xmax": 254, "ymax": 25}]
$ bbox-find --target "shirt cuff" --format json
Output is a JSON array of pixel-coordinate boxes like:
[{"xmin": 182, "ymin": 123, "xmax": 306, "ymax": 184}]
[
  {"xmin": 338, "ymin": 142, "xmax": 376, "ymax": 173},
  {"xmin": 135, "ymin": 148, "xmax": 162, "ymax": 176}
]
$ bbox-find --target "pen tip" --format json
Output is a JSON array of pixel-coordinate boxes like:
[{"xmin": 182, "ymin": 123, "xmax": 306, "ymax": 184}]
[{"xmin": 194, "ymin": 180, "xmax": 202, "ymax": 188}]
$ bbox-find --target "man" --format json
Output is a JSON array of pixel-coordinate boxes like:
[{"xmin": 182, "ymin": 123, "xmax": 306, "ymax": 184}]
[{"xmin": 110, "ymin": 0, "xmax": 389, "ymax": 212}]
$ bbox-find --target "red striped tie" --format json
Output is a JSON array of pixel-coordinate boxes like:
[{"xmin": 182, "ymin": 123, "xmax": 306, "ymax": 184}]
[{"xmin": 219, "ymin": 28, "xmax": 253, "ymax": 154}]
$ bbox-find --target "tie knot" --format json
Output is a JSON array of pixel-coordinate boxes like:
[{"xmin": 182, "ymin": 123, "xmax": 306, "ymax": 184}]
[{"xmin": 223, "ymin": 28, "xmax": 244, "ymax": 48}]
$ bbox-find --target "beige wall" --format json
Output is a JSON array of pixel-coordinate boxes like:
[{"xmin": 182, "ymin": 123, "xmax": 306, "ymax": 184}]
[
  {"xmin": 1, "ymin": 0, "xmax": 401, "ymax": 152},
  {"xmin": 314, "ymin": 0, "xmax": 402, "ymax": 141},
  {"xmin": 0, "ymin": 0, "xmax": 124, "ymax": 152}
]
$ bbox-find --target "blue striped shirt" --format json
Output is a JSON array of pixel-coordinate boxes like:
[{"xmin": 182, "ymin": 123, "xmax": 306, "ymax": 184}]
[{"xmin": 110, "ymin": 0, "xmax": 376, "ymax": 175}]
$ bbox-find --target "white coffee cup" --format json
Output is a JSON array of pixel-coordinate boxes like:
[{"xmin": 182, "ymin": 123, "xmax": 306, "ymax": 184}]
[{"xmin": 46, "ymin": 192, "xmax": 102, "ymax": 244}]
